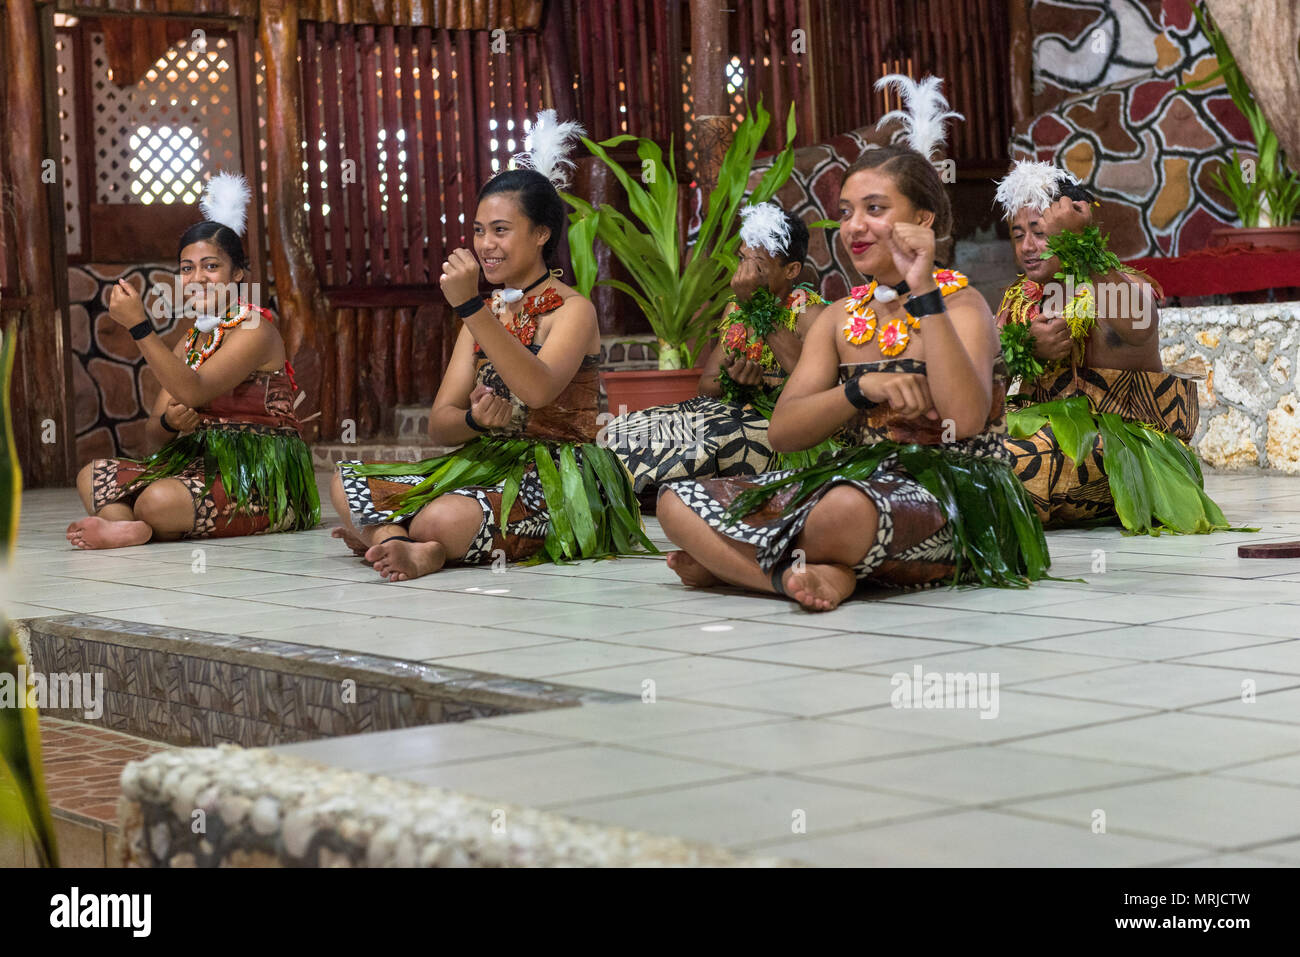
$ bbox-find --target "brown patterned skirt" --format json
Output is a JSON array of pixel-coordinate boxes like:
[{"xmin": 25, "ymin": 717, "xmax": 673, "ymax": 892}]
[
  {"xmin": 663, "ymin": 455, "xmax": 965, "ymax": 590},
  {"xmin": 91, "ymin": 445, "xmax": 300, "ymax": 539},
  {"xmin": 337, "ymin": 459, "xmax": 554, "ymax": 565},
  {"xmin": 1005, "ymin": 366, "xmax": 1201, "ymax": 528}
]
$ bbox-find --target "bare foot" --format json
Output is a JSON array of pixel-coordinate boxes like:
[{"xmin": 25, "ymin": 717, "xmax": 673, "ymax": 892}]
[
  {"xmin": 66, "ymin": 517, "xmax": 152, "ymax": 550},
  {"xmin": 331, "ymin": 525, "xmax": 370, "ymax": 559},
  {"xmin": 366, "ymin": 538, "xmax": 448, "ymax": 582},
  {"xmin": 666, "ymin": 549, "xmax": 720, "ymax": 588},
  {"xmin": 781, "ymin": 562, "xmax": 856, "ymax": 612}
]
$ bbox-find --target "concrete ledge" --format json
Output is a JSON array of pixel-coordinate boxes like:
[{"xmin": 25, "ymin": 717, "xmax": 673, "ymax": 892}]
[
  {"xmin": 118, "ymin": 746, "xmax": 798, "ymax": 867},
  {"xmin": 25, "ymin": 614, "xmax": 629, "ymax": 747}
]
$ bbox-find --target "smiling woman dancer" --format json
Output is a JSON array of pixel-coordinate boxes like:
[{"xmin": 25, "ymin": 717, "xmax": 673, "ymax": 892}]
[
  {"xmin": 67, "ymin": 172, "xmax": 319, "ymax": 549},
  {"xmin": 657, "ymin": 75, "xmax": 1050, "ymax": 612},
  {"xmin": 331, "ymin": 111, "xmax": 653, "ymax": 581}
]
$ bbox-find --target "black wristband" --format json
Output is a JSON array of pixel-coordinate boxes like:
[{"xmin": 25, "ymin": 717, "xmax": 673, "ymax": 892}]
[
  {"xmin": 904, "ymin": 287, "xmax": 946, "ymax": 319},
  {"xmin": 465, "ymin": 408, "xmax": 489, "ymax": 433},
  {"xmin": 129, "ymin": 320, "xmax": 154, "ymax": 340},
  {"xmin": 453, "ymin": 296, "xmax": 485, "ymax": 320},
  {"xmin": 843, "ymin": 376, "xmax": 878, "ymax": 411},
  {"xmin": 159, "ymin": 412, "xmax": 180, "ymax": 434}
]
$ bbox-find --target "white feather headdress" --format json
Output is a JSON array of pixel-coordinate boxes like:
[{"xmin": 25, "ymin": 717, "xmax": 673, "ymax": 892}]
[
  {"xmin": 199, "ymin": 171, "xmax": 251, "ymax": 236},
  {"xmin": 738, "ymin": 202, "xmax": 792, "ymax": 258},
  {"xmin": 874, "ymin": 74, "xmax": 964, "ymax": 161},
  {"xmin": 513, "ymin": 110, "xmax": 587, "ymax": 190},
  {"xmin": 994, "ymin": 160, "xmax": 1080, "ymax": 219}
]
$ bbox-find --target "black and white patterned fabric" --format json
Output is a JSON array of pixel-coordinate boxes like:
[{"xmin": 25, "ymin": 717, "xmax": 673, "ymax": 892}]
[{"xmin": 606, "ymin": 395, "xmax": 779, "ymax": 493}]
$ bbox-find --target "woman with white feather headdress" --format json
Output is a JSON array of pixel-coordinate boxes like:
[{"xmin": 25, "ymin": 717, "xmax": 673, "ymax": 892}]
[
  {"xmin": 332, "ymin": 110, "xmax": 656, "ymax": 581},
  {"xmin": 68, "ymin": 171, "xmax": 320, "ymax": 550},
  {"xmin": 602, "ymin": 202, "xmax": 832, "ymax": 498},
  {"xmin": 656, "ymin": 73, "xmax": 1052, "ymax": 611},
  {"xmin": 993, "ymin": 159, "xmax": 1233, "ymax": 536}
]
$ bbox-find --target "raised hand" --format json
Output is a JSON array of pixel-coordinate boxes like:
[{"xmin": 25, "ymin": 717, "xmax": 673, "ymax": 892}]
[
  {"xmin": 439, "ymin": 248, "xmax": 482, "ymax": 307},
  {"xmin": 883, "ymin": 222, "xmax": 938, "ymax": 292},
  {"xmin": 1039, "ymin": 196, "xmax": 1092, "ymax": 237},
  {"xmin": 730, "ymin": 252, "xmax": 768, "ymax": 302},
  {"xmin": 108, "ymin": 279, "xmax": 149, "ymax": 329}
]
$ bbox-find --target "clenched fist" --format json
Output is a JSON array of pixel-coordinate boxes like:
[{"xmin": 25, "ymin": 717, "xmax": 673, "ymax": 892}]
[
  {"xmin": 108, "ymin": 278, "xmax": 149, "ymax": 329},
  {"xmin": 468, "ymin": 383, "xmax": 514, "ymax": 430},
  {"xmin": 882, "ymin": 222, "xmax": 938, "ymax": 293},
  {"xmin": 163, "ymin": 401, "xmax": 202, "ymax": 435},
  {"xmin": 439, "ymin": 248, "xmax": 483, "ymax": 308}
]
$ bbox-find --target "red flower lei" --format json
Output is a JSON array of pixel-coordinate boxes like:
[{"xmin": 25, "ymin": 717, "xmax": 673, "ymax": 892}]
[{"xmin": 474, "ymin": 286, "xmax": 563, "ymax": 351}]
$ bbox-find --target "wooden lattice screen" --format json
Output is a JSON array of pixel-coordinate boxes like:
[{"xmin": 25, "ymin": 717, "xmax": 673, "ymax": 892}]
[{"xmin": 299, "ymin": 21, "xmax": 548, "ymax": 289}]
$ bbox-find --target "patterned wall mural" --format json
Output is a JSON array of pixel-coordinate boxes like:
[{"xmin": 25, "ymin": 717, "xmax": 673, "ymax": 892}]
[{"xmin": 1013, "ymin": 0, "xmax": 1253, "ymax": 258}]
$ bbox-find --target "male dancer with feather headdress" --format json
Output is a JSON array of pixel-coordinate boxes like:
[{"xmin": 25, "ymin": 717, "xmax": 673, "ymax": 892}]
[{"xmin": 994, "ymin": 160, "xmax": 1231, "ymax": 534}]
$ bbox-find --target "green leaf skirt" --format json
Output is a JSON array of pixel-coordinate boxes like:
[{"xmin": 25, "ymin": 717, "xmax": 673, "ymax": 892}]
[
  {"xmin": 696, "ymin": 439, "xmax": 1052, "ymax": 589},
  {"xmin": 1006, "ymin": 396, "xmax": 1243, "ymax": 535},
  {"xmin": 125, "ymin": 425, "xmax": 320, "ymax": 533},
  {"xmin": 348, "ymin": 437, "xmax": 658, "ymax": 564}
]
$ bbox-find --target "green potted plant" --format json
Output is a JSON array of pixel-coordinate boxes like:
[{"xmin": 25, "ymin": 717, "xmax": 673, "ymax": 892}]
[
  {"xmin": 564, "ymin": 97, "xmax": 797, "ymax": 412},
  {"xmin": 1179, "ymin": 2, "xmax": 1300, "ymax": 249}
]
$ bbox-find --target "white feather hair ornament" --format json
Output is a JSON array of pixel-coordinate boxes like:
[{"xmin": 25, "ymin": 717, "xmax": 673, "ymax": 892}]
[
  {"xmin": 994, "ymin": 160, "xmax": 1080, "ymax": 219},
  {"xmin": 874, "ymin": 74, "xmax": 964, "ymax": 162},
  {"xmin": 738, "ymin": 202, "xmax": 792, "ymax": 258},
  {"xmin": 199, "ymin": 171, "xmax": 252, "ymax": 236},
  {"xmin": 513, "ymin": 109, "xmax": 588, "ymax": 190}
]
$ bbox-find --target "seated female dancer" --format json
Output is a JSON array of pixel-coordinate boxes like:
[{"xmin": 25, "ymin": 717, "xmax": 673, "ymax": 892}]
[
  {"xmin": 67, "ymin": 173, "xmax": 319, "ymax": 549},
  {"xmin": 657, "ymin": 75, "xmax": 1050, "ymax": 612},
  {"xmin": 331, "ymin": 111, "xmax": 652, "ymax": 581}
]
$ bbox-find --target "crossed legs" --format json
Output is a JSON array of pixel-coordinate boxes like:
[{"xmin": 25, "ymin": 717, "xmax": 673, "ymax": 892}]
[
  {"xmin": 657, "ymin": 484, "xmax": 880, "ymax": 612},
  {"xmin": 67, "ymin": 463, "xmax": 196, "ymax": 549},
  {"xmin": 329, "ymin": 471, "xmax": 486, "ymax": 581}
]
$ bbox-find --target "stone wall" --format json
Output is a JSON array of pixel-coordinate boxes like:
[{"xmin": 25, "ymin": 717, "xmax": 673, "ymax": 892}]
[
  {"xmin": 1161, "ymin": 301, "xmax": 1300, "ymax": 470},
  {"xmin": 118, "ymin": 746, "xmax": 795, "ymax": 867},
  {"xmin": 1013, "ymin": 0, "xmax": 1253, "ymax": 258}
]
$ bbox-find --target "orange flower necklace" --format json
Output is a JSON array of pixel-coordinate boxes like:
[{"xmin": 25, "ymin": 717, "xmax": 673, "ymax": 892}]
[{"xmin": 842, "ymin": 268, "xmax": 969, "ymax": 356}]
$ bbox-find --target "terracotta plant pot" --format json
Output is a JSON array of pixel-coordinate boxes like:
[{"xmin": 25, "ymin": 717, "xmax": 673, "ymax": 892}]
[
  {"xmin": 1208, "ymin": 226, "xmax": 1300, "ymax": 251},
  {"xmin": 600, "ymin": 368, "xmax": 702, "ymax": 415}
]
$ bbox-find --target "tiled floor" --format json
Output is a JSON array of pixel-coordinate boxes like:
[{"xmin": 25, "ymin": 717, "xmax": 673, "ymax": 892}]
[
  {"xmin": 6, "ymin": 469, "xmax": 1300, "ymax": 866},
  {"xmin": 0, "ymin": 717, "xmax": 167, "ymax": 867}
]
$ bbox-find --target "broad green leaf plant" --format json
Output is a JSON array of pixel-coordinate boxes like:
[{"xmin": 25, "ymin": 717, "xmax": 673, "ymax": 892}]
[
  {"xmin": 564, "ymin": 97, "xmax": 798, "ymax": 370},
  {"xmin": 1177, "ymin": 2, "xmax": 1300, "ymax": 228}
]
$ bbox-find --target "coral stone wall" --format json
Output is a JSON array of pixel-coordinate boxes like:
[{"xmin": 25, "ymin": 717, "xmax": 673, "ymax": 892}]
[
  {"xmin": 1161, "ymin": 302, "xmax": 1300, "ymax": 471},
  {"xmin": 1014, "ymin": 0, "xmax": 1252, "ymax": 258}
]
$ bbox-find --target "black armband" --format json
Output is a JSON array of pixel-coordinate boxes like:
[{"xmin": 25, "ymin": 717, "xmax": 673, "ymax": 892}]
[
  {"xmin": 158, "ymin": 412, "xmax": 180, "ymax": 434},
  {"xmin": 129, "ymin": 320, "xmax": 154, "ymax": 340},
  {"xmin": 843, "ymin": 376, "xmax": 878, "ymax": 411},
  {"xmin": 453, "ymin": 296, "xmax": 485, "ymax": 320},
  {"xmin": 464, "ymin": 408, "xmax": 489, "ymax": 433},
  {"xmin": 904, "ymin": 287, "xmax": 946, "ymax": 319}
]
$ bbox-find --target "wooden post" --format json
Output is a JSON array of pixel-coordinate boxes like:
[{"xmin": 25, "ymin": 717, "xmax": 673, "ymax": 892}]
[
  {"xmin": 260, "ymin": 0, "xmax": 332, "ymax": 441},
  {"xmin": 4, "ymin": 0, "xmax": 75, "ymax": 487},
  {"xmin": 1008, "ymin": 0, "xmax": 1033, "ymax": 134},
  {"xmin": 690, "ymin": 0, "xmax": 732, "ymax": 194}
]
